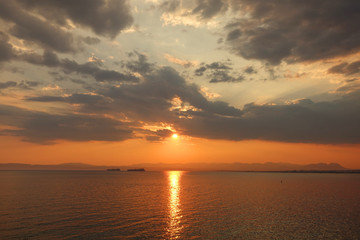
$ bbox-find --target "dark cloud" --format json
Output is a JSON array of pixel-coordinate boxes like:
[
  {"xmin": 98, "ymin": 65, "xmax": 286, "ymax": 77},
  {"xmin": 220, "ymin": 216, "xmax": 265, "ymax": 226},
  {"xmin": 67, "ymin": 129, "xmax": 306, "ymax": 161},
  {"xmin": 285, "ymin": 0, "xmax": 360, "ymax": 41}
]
[
  {"xmin": 0, "ymin": 32, "xmax": 15, "ymax": 62},
  {"xmin": 0, "ymin": 35, "xmax": 138, "ymax": 85},
  {"xmin": 328, "ymin": 61, "xmax": 360, "ymax": 75},
  {"xmin": 0, "ymin": 80, "xmax": 39, "ymax": 90},
  {"xmin": 0, "ymin": 0, "xmax": 133, "ymax": 53},
  {"xmin": 194, "ymin": 66, "xmax": 207, "ymax": 76},
  {"xmin": 7, "ymin": 0, "xmax": 133, "ymax": 39},
  {"xmin": 5, "ymin": 51, "xmax": 360, "ymax": 144},
  {"xmin": 244, "ymin": 66, "xmax": 256, "ymax": 74},
  {"xmin": 126, "ymin": 52, "xmax": 154, "ymax": 74},
  {"xmin": 194, "ymin": 61, "xmax": 244, "ymax": 83},
  {"xmin": 100, "ymin": 66, "xmax": 242, "ymax": 121},
  {"xmin": 26, "ymin": 58, "xmax": 242, "ymax": 124},
  {"xmin": 0, "ymin": 104, "xmax": 134, "ymax": 144},
  {"xmin": 209, "ymin": 71, "xmax": 244, "ymax": 83},
  {"xmin": 206, "ymin": 62, "xmax": 232, "ymax": 70},
  {"xmin": 0, "ymin": 81, "xmax": 17, "ymax": 89},
  {"xmin": 145, "ymin": 129, "xmax": 174, "ymax": 142},
  {"xmin": 17, "ymin": 80, "xmax": 39, "ymax": 90},
  {"xmin": 177, "ymin": 91, "xmax": 360, "ymax": 144},
  {"xmin": 226, "ymin": 29, "xmax": 242, "ymax": 41},
  {"xmin": 222, "ymin": 0, "xmax": 360, "ymax": 65},
  {"xmin": 194, "ymin": 62, "xmax": 232, "ymax": 76},
  {"xmin": 81, "ymin": 36, "xmax": 101, "ymax": 45},
  {"xmin": 15, "ymin": 49, "xmax": 139, "ymax": 83},
  {"xmin": 28, "ymin": 93, "xmax": 111, "ymax": 106},
  {"xmin": 0, "ymin": 1, "xmax": 76, "ymax": 53},
  {"xmin": 20, "ymin": 50, "xmax": 60, "ymax": 67},
  {"xmin": 192, "ymin": 0, "xmax": 228, "ymax": 19},
  {"xmin": 160, "ymin": 0, "xmax": 181, "ymax": 12},
  {"xmin": 61, "ymin": 59, "xmax": 139, "ymax": 83}
]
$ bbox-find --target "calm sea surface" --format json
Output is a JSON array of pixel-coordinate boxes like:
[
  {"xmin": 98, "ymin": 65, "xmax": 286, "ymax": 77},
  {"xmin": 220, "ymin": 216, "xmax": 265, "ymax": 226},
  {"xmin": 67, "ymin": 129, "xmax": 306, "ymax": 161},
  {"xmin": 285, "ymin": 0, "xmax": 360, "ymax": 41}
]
[{"xmin": 1, "ymin": 171, "xmax": 360, "ymax": 239}]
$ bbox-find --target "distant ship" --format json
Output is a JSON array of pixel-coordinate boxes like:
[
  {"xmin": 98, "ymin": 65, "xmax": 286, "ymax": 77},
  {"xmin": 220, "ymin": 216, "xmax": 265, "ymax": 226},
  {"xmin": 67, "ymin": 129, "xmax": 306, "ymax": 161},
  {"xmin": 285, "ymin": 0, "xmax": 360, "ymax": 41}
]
[
  {"xmin": 106, "ymin": 168, "xmax": 121, "ymax": 171},
  {"xmin": 127, "ymin": 168, "xmax": 145, "ymax": 171}
]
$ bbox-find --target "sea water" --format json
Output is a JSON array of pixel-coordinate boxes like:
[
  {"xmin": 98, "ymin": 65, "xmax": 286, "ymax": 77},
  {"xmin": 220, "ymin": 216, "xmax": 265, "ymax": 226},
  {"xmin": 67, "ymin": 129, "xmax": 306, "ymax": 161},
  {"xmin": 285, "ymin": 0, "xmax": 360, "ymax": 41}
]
[{"xmin": 1, "ymin": 171, "xmax": 360, "ymax": 239}]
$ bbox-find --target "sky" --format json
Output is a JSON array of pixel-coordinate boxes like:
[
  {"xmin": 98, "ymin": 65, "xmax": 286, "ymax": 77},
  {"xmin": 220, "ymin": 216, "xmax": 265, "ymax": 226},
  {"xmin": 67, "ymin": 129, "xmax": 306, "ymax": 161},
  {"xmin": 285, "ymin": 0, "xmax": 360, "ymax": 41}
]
[{"xmin": 0, "ymin": 0, "xmax": 359, "ymax": 168}]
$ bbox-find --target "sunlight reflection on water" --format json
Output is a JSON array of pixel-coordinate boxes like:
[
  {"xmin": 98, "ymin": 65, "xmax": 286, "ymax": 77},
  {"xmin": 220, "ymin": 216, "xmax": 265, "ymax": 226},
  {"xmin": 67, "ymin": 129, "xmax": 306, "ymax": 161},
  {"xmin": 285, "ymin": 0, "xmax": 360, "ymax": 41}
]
[{"xmin": 167, "ymin": 171, "xmax": 183, "ymax": 239}]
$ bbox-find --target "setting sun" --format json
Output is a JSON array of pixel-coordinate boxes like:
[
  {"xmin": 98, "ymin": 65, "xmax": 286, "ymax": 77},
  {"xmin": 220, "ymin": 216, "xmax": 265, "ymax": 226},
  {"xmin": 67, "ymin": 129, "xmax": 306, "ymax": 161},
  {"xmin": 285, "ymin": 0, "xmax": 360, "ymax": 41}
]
[{"xmin": 172, "ymin": 134, "xmax": 178, "ymax": 139}]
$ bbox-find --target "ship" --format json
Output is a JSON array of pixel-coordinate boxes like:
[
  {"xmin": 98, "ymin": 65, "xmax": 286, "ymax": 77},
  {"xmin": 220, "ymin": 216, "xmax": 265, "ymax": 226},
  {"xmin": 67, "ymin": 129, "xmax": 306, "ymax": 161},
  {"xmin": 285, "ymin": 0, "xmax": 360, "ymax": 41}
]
[
  {"xmin": 127, "ymin": 168, "xmax": 145, "ymax": 171},
  {"xmin": 106, "ymin": 168, "xmax": 121, "ymax": 171}
]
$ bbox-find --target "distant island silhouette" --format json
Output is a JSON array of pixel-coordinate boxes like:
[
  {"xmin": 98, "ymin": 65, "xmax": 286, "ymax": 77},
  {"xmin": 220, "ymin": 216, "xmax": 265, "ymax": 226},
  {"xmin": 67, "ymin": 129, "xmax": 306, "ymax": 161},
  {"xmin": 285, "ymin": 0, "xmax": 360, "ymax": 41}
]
[{"xmin": 1, "ymin": 162, "xmax": 359, "ymax": 173}]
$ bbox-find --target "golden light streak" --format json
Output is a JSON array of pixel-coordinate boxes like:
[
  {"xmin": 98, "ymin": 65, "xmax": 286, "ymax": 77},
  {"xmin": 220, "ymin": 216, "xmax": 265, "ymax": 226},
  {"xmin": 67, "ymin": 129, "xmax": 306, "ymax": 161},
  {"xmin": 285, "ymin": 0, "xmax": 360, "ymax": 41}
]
[{"xmin": 166, "ymin": 171, "xmax": 183, "ymax": 239}]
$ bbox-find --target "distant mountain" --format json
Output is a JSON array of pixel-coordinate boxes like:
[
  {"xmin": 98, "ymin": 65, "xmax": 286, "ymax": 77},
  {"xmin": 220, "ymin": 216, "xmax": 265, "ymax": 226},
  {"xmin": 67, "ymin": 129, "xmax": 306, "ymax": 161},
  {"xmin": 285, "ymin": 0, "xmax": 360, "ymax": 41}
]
[{"xmin": 0, "ymin": 162, "xmax": 348, "ymax": 171}]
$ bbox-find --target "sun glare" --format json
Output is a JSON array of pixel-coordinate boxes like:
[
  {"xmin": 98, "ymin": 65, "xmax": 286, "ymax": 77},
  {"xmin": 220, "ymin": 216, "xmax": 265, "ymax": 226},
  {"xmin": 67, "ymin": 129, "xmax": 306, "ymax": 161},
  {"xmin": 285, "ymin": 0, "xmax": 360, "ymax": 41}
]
[{"xmin": 172, "ymin": 133, "xmax": 178, "ymax": 139}]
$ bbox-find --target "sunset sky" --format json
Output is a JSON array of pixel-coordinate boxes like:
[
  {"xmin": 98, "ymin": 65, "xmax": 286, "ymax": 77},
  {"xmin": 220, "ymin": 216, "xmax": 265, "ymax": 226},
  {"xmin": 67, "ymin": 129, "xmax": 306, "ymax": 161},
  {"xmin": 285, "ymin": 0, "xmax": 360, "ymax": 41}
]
[{"xmin": 0, "ymin": 0, "xmax": 359, "ymax": 168}]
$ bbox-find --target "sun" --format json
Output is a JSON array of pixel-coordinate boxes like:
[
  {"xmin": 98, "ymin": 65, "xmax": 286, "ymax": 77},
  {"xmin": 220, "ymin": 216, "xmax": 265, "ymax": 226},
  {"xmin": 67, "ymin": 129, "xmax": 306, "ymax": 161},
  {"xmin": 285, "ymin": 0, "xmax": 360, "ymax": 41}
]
[{"xmin": 171, "ymin": 133, "xmax": 178, "ymax": 139}]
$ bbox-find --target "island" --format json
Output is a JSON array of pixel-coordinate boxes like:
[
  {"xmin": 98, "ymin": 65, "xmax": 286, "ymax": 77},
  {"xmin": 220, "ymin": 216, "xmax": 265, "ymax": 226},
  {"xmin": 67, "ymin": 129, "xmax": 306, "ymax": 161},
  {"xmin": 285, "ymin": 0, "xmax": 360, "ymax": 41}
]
[{"xmin": 106, "ymin": 168, "xmax": 121, "ymax": 171}]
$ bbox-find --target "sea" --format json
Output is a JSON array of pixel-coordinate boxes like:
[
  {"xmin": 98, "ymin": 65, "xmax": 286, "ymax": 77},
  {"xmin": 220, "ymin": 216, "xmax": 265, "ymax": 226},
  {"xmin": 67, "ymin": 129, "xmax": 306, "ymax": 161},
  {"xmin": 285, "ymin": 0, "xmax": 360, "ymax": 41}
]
[{"xmin": 1, "ymin": 171, "xmax": 360, "ymax": 239}]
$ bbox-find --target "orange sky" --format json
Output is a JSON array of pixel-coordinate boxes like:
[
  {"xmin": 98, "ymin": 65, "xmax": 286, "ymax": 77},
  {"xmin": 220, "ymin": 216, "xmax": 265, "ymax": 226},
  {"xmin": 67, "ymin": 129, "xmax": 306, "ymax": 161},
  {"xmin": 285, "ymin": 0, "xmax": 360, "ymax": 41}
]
[{"xmin": 2, "ymin": 136, "xmax": 360, "ymax": 169}]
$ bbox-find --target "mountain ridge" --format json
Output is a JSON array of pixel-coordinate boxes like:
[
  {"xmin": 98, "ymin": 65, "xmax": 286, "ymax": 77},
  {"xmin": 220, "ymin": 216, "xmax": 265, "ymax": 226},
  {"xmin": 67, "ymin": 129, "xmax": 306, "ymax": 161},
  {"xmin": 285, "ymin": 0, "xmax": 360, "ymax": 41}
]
[{"xmin": 0, "ymin": 162, "xmax": 349, "ymax": 171}]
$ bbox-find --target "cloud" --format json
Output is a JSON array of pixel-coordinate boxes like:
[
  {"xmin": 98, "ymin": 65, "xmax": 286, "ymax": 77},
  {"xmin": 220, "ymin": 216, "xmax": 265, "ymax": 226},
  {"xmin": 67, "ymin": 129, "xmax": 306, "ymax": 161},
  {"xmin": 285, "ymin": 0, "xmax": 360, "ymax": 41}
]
[
  {"xmin": 222, "ymin": 0, "xmax": 360, "ymax": 65},
  {"xmin": 4, "ymin": 0, "xmax": 133, "ymax": 39},
  {"xmin": 145, "ymin": 129, "xmax": 174, "ymax": 141},
  {"xmin": 0, "ymin": 81, "xmax": 17, "ymax": 89},
  {"xmin": 194, "ymin": 61, "xmax": 245, "ymax": 83},
  {"xmin": 14, "ymin": 48, "xmax": 139, "ymax": 83},
  {"xmin": 26, "ymin": 57, "xmax": 242, "ymax": 125},
  {"xmin": 209, "ymin": 71, "xmax": 244, "ymax": 83},
  {"xmin": 27, "ymin": 93, "xmax": 112, "ymax": 106},
  {"xmin": 0, "ymin": 0, "xmax": 133, "ymax": 53},
  {"xmin": 17, "ymin": 80, "xmax": 40, "ymax": 90},
  {"xmin": 126, "ymin": 52, "xmax": 154, "ymax": 74},
  {"xmin": 20, "ymin": 50, "xmax": 61, "ymax": 67},
  {"xmin": 0, "ymin": 32, "xmax": 15, "ymax": 62},
  {"xmin": 159, "ymin": 0, "xmax": 181, "ymax": 13},
  {"xmin": 0, "ymin": 80, "xmax": 39, "ymax": 90},
  {"xmin": 0, "ymin": 104, "xmax": 134, "ymax": 144},
  {"xmin": 177, "ymin": 91, "xmax": 360, "ymax": 143},
  {"xmin": 81, "ymin": 36, "xmax": 101, "ymax": 45},
  {"xmin": 0, "ymin": 1, "xmax": 76, "ymax": 53},
  {"xmin": 244, "ymin": 66, "xmax": 256, "ymax": 74},
  {"xmin": 192, "ymin": 0, "xmax": 228, "ymax": 19},
  {"xmin": 194, "ymin": 62, "xmax": 232, "ymax": 76},
  {"xmin": 328, "ymin": 61, "xmax": 360, "ymax": 75},
  {"xmin": 5, "ymin": 49, "xmax": 360, "ymax": 144}
]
